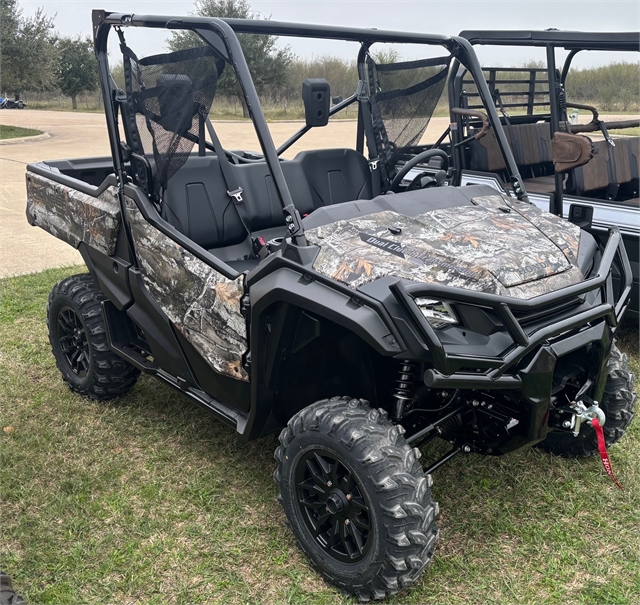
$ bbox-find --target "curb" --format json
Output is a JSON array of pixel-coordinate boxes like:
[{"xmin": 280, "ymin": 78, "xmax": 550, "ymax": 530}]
[{"xmin": 0, "ymin": 132, "xmax": 50, "ymax": 145}]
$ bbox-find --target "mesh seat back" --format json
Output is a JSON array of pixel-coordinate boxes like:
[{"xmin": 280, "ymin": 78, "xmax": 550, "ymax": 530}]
[
  {"xmin": 366, "ymin": 55, "xmax": 451, "ymax": 186},
  {"xmin": 120, "ymin": 44, "xmax": 225, "ymax": 198}
]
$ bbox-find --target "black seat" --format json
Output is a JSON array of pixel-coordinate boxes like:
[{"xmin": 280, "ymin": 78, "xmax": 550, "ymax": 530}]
[
  {"xmin": 162, "ymin": 148, "xmax": 373, "ymax": 262},
  {"xmin": 162, "ymin": 156, "xmax": 314, "ymax": 260},
  {"xmin": 294, "ymin": 148, "xmax": 373, "ymax": 209}
]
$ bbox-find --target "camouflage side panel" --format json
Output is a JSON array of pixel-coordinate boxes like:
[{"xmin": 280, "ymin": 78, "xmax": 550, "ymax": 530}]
[
  {"xmin": 124, "ymin": 198, "xmax": 248, "ymax": 382},
  {"xmin": 306, "ymin": 201, "xmax": 584, "ymax": 300},
  {"xmin": 26, "ymin": 172, "xmax": 120, "ymax": 255},
  {"xmin": 471, "ymin": 194, "xmax": 581, "ymax": 264}
]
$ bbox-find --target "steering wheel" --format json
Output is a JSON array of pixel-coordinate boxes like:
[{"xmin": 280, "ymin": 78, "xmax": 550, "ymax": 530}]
[{"xmin": 389, "ymin": 149, "xmax": 449, "ymax": 192}]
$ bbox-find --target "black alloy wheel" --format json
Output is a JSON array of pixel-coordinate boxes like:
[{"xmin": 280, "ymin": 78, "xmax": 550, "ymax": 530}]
[
  {"xmin": 56, "ymin": 305, "xmax": 90, "ymax": 377},
  {"xmin": 48, "ymin": 274, "xmax": 140, "ymax": 400},
  {"xmin": 275, "ymin": 397, "xmax": 439, "ymax": 600},
  {"xmin": 295, "ymin": 449, "xmax": 372, "ymax": 563}
]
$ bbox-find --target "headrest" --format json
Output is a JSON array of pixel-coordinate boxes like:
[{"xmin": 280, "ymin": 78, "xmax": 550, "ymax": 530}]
[{"xmin": 155, "ymin": 74, "xmax": 198, "ymax": 136}]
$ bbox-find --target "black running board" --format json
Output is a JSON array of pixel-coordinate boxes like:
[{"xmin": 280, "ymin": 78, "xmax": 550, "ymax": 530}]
[
  {"xmin": 115, "ymin": 342, "xmax": 158, "ymax": 371},
  {"xmin": 156, "ymin": 370, "xmax": 248, "ymax": 432},
  {"xmin": 102, "ymin": 301, "xmax": 247, "ymax": 432}
]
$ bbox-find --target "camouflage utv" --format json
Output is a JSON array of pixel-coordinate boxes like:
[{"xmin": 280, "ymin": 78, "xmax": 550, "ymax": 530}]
[{"xmin": 26, "ymin": 11, "xmax": 636, "ymax": 600}]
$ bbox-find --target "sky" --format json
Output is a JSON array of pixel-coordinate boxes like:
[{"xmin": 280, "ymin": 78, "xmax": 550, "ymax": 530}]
[{"xmin": 19, "ymin": 0, "xmax": 640, "ymax": 68}]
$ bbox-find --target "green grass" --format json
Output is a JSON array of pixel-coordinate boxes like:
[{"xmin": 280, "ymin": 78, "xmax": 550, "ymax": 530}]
[
  {"xmin": 22, "ymin": 100, "xmax": 448, "ymax": 122},
  {"xmin": 0, "ymin": 125, "xmax": 43, "ymax": 139},
  {"xmin": 1, "ymin": 266, "xmax": 639, "ymax": 604},
  {"xmin": 612, "ymin": 128, "xmax": 640, "ymax": 137}
]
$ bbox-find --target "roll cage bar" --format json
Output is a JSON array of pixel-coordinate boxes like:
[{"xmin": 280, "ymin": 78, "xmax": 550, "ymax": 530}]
[
  {"xmin": 460, "ymin": 30, "xmax": 640, "ymax": 86},
  {"xmin": 91, "ymin": 10, "xmax": 527, "ymax": 254}
]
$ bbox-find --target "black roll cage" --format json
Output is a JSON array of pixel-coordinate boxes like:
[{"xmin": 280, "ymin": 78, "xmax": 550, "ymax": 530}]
[
  {"xmin": 91, "ymin": 9, "xmax": 527, "ymax": 262},
  {"xmin": 457, "ymin": 30, "xmax": 640, "ymax": 216}
]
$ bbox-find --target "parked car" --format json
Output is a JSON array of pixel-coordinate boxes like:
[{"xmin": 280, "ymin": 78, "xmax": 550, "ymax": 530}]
[{"xmin": 25, "ymin": 12, "xmax": 635, "ymax": 599}]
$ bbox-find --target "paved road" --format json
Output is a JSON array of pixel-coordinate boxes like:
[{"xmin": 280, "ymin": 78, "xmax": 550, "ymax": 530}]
[{"xmin": 2, "ymin": 110, "xmax": 453, "ymax": 277}]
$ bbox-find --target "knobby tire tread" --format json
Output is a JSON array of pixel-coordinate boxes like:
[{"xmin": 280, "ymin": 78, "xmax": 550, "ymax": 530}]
[
  {"xmin": 47, "ymin": 274, "xmax": 140, "ymax": 400},
  {"xmin": 274, "ymin": 397, "xmax": 439, "ymax": 601}
]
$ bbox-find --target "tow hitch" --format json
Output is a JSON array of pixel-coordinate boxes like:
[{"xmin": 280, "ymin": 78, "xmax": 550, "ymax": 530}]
[
  {"xmin": 564, "ymin": 400, "xmax": 606, "ymax": 437},
  {"xmin": 564, "ymin": 400, "xmax": 623, "ymax": 490}
]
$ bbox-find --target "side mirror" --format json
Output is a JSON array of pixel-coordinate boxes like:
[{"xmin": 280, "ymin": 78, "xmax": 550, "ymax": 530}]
[
  {"xmin": 302, "ymin": 78, "xmax": 330, "ymax": 127},
  {"xmin": 552, "ymin": 132, "xmax": 594, "ymax": 173}
]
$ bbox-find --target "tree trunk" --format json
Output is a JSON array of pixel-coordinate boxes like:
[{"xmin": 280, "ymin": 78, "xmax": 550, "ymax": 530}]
[
  {"xmin": 71, "ymin": 94, "xmax": 77, "ymax": 110},
  {"xmin": 238, "ymin": 94, "xmax": 250, "ymax": 119}
]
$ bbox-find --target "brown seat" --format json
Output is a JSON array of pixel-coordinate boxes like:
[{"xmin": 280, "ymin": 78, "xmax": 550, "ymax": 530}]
[
  {"xmin": 468, "ymin": 122, "xmax": 552, "ymax": 172},
  {"xmin": 613, "ymin": 137, "xmax": 639, "ymax": 188},
  {"xmin": 468, "ymin": 121, "xmax": 639, "ymax": 202},
  {"xmin": 573, "ymin": 139, "xmax": 612, "ymax": 195},
  {"xmin": 523, "ymin": 175, "xmax": 558, "ymax": 194},
  {"xmin": 573, "ymin": 137, "xmax": 639, "ymax": 197}
]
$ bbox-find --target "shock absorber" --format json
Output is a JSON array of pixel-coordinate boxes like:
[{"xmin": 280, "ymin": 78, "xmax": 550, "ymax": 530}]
[{"xmin": 392, "ymin": 360, "xmax": 418, "ymax": 420}]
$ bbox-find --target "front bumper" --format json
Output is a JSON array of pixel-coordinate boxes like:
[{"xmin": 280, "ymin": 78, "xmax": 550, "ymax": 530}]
[
  {"xmin": 391, "ymin": 228, "xmax": 631, "ymax": 382},
  {"xmin": 390, "ymin": 228, "xmax": 632, "ymax": 451}
]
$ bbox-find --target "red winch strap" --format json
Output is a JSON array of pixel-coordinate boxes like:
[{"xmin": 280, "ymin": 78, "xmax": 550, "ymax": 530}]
[{"xmin": 591, "ymin": 418, "xmax": 623, "ymax": 490}]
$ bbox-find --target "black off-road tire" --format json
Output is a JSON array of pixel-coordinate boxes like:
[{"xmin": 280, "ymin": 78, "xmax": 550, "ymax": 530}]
[
  {"xmin": 274, "ymin": 397, "xmax": 439, "ymax": 601},
  {"xmin": 47, "ymin": 273, "xmax": 140, "ymax": 400},
  {"xmin": 0, "ymin": 571, "xmax": 26, "ymax": 605},
  {"xmin": 538, "ymin": 344, "xmax": 636, "ymax": 457}
]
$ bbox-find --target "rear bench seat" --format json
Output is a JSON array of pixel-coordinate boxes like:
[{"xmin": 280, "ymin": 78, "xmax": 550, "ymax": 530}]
[
  {"xmin": 161, "ymin": 148, "xmax": 373, "ymax": 266},
  {"xmin": 469, "ymin": 121, "xmax": 639, "ymax": 201},
  {"xmin": 468, "ymin": 122, "xmax": 556, "ymax": 193},
  {"xmin": 574, "ymin": 137, "xmax": 640, "ymax": 202}
]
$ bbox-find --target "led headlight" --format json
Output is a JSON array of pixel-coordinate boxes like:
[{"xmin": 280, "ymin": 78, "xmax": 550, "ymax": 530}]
[{"xmin": 414, "ymin": 298, "xmax": 458, "ymax": 329}]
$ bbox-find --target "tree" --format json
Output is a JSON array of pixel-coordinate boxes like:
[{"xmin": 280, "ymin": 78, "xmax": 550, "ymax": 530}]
[
  {"xmin": 168, "ymin": 0, "xmax": 292, "ymax": 117},
  {"xmin": 0, "ymin": 1, "xmax": 59, "ymax": 99},
  {"xmin": 56, "ymin": 36, "xmax": 98, "ymax": 109},
  {"xmin": 0, "ymin": 0, "xmax": 23, "ymax": 96}
]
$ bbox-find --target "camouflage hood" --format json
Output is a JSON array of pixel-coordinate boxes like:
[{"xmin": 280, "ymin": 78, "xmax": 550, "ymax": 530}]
[{"xmin": 305, "ymin": 193, "xmax": 584, "ymax": 300}]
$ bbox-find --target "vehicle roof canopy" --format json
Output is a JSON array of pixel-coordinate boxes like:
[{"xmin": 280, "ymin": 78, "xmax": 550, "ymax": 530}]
[{"xmin": 459, "ymin": 30, "xmax": 639, "ymax": 52}]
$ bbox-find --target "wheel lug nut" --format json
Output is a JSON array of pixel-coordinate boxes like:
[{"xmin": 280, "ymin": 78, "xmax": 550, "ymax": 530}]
[
  {"xmin": 346, "ymin": 493, "xmax": 352, "ymax": 501},
  {"xmin": 325, "ymin": 506, "xmax": 330, "ymax": 513},
  {"xmin": 344, "ymin": 519, "xmax": 350, "ymax": 526},
  {"xmin": 326, "ymin": 481, "xmax": 332, "ymax": 487}
]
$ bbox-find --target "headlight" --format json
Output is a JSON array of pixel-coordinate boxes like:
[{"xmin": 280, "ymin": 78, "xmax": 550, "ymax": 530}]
[{"xmin": 414, "ymin": 298, "xmax": 458, "ymax": 329}]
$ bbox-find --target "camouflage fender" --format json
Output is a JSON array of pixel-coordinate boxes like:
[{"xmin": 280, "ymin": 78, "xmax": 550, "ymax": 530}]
[
  {"xmin": 306, "ymin": 193, "xmax": 584, "ymax": 300},
  {"xmin": 26, "ymin": 172, "xmax": 120, "ymax": 255},
  {"xmin": 124, "ymin": 198, "xmax": 249, "ymax": 382}
]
